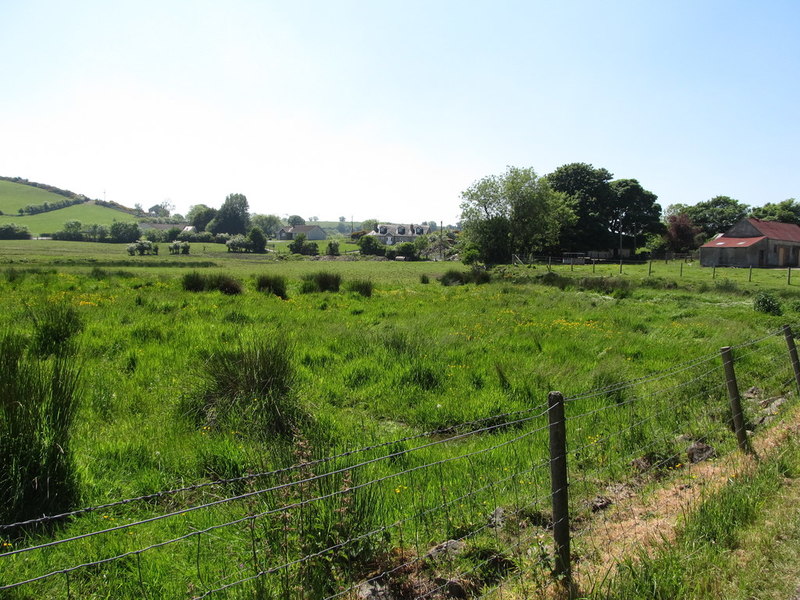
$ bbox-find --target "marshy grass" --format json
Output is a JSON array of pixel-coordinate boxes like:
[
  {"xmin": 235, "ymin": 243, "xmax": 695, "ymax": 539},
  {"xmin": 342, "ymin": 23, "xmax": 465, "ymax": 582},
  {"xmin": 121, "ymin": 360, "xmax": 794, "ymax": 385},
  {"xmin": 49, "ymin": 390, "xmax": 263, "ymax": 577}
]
[
  {"xmin": 0, "ymin": 331, "xmax": 82, "ymax": 529},
  {"xmin": 188, "ymin": 335, "xmax": 306, "ymax": 436},
  {"xmin": 182, "ymin": 271, "xmax": 243, "ymax": 294},
  {"xmin": 300, "ymin": 271, "xmax": 342, "ymax": 293},
  {"xmin": 254, "ymin": 274, "xmax": 288, "ymax": 299}
]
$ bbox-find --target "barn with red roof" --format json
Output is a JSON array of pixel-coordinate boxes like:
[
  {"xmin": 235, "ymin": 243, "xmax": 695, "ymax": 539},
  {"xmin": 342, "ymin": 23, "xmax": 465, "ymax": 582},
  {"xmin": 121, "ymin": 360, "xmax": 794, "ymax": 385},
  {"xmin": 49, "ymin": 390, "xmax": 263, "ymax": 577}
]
[{"xmin": 700, "ymin": 218, "xmax": 800, "ymax": 267}]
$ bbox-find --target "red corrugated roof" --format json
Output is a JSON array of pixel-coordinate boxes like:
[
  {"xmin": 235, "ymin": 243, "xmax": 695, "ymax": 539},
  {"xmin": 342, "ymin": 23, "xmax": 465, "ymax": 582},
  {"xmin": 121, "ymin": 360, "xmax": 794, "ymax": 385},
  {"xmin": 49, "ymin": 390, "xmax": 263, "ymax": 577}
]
[
  {"xmin": 748, "ymin": 218, "xmax": 800, "ymax": 242},
  {"xmin": 701, "ymin": 236, "xmax": 765, "ymax": 248}
]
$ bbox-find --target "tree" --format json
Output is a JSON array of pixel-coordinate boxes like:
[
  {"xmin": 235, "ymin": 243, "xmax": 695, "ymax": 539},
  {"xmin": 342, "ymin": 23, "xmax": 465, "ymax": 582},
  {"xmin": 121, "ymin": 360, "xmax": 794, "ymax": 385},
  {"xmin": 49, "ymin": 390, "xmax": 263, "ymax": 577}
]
[
  {"xmin": 337, "ymin": 216, "xmax": 348, "ymax": 234},
  {"xmin": 683, "ymin": 196, "xmax": 749, "ymax": 239},
  {"xmin": 110, "ymin": 221, "xmax": 141, "ymax": 243},
  {"xmin": 545, "ymin": 163, "xmax": 616, "ymax": 251},
  {"xmin": 248, "ymin": 226, "xmax": 267, "ymax": 253},
  {"xmin": 326, "ymin": 241, "xmax": 340, "ymax": 256},
  {"xmin": 187, "ymin": 204, "xmax": 218, "ymax": 232},
  {"xmin": 251, "ymin": 214, "xmax": 282, "ymax": 237},
  {"xmin": 460, "ymin": 166, "xmax": 574, "ymax": 264},
  {"xmin": 287, "ymin": 215, "xmax": 305, "ymax": 227},
  {"xmin": 357, "ymin": 235, "xmax": 385, "ymax": 256},
  {"xmin": 148, "ymin": 201, "xmax": 173, "ymax": 217},
  {"xmin": 607, "ymin": 179, "xmax": 663, "ymax": 252},
  {"xmin": 664, "ymin": 213, "xmax": 701, "ymax": 253},
  {"xmin": 361, "ymin": 219, "xmax": 379, "ymax": 232},
  {"xmin": 208, "ymin": 194, "xmax": 250, "ymax": 235},
  {"xmin": 63, "ymin": 220, "xmax": 82, "ymax": 234},
  {"xmin": 749, "ymin": 198, "xmax": 800, "ymax": 225}
]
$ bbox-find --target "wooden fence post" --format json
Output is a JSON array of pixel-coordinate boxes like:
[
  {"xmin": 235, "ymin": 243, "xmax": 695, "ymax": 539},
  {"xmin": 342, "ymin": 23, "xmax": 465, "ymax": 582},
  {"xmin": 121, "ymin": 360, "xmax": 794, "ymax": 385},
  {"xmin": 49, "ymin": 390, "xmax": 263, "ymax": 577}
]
[
  {"xmin": 783, "ymin": 325, "xmax": 800, "ymax": 394},
  {"xmin": 548, "ymin": 391, "xmax": 572, "ymax": 591},
  {"xmin": 619, "ymin": 259, "xmax": 623, "ymax": 274},
  {"xmin": 788, "ymin": 267, "xmax": 792, "ymax": 286},
  {"xmin": 713, "ymin": 266, "xmax": 716, "ymax": 280},
  {"xmin": 720, "ymin": 347, "xmax": 753, "ymax": 454},
  {"xmin": 680, "ymin": 262, "xmax": 683, "ymax": 277},
  {"xmin": 648, "ymin": 261, "xmax": 652, "ymax": 276},
  {"xmin": 749, "ymin": 265, "xmax": 752, "ymax": 282}
]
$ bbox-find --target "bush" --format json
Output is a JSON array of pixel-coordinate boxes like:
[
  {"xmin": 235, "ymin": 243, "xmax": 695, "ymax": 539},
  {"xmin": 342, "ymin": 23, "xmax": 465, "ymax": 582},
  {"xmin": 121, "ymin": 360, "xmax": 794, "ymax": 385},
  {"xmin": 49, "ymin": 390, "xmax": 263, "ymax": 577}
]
[
  {"xmin": 255, "ymin": 274, "xmax": 288, "ymax": 299},
  {"xmin": 0, "ymin": 223, "xmax": 32, "ymax": 240},
  {"xmin": 347, "ymin": 279, "xmax": 373, "ymax": 297},
  {"xmin": 126, "ymin": 239, "xmax": 158, "ymax": 256},
  {"xmin": 326, "ymin": 241, "xmax": 340, "ymax": 256},
  {"xmin": 357, "ymin": 235, "xmax": 385, "ymax": 256},
  {"xmin": 226, "ymin": 234, "xmax": 253, "ymax": 253},
  {"xmin": 301, "ymin": 271, "xmax": 342, "ymax": 293},
  {"xmin": 420, "ymin": 273, "xmax": 430, "ymax": 284},
  {"xmin": 439, "ymin": 269, "xmax": 466, "ymax": 286},
  {"xmin": 0, "ymin": 331, "xmax": 82, "ymax": 527},
  {"xmin": 190, "ymin": 337, "xmax": 306, "ymax": 436},
  {"xmin": 754, "ymin": 291, "xmax": 782, "ymax": 315}
]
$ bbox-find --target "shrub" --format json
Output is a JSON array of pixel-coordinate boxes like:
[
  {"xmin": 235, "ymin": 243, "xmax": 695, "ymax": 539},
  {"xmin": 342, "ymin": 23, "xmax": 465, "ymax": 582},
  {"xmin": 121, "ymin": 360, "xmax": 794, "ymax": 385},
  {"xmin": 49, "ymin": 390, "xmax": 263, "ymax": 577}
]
[
  {"xmin": 754, "ymin": 291, "xmax": 782, "ymax": 315},
  {"xmin": 190, "ymin": 337, "xmax": 306, "ymax": 436},
  {"xmin": 439, "ymin": 269, "xmax": 466, "ymax": 286},
  {"xmin": 0, "ymin": 331, "xmax": 82, "ymax": 527},
  {"xmin": 326, "ymin": 241, "xmax": 340, "ymax": 256},
  {"xmin": 357, "ymin": 235, "xmax": 385, "ymax": 256},
  {"xmin": 255, "ymin": 274, "xmax": 288, "ymax": 299},
  {"xmin": 169, "ymin": 241, "xmax": 191, "ymax": 255},
  {"xmin": 182, "ymin": 271, "xmax": 206, "ymax": 292},
  {"xmin": 347, "ymin": 279, "xmax": 373, "ymax": 297},
  {"xmin": 226, "ymin": 234, "xmax": 253, "ymax": 253},
  {"xmin": 0, "ymin": 223, "xmax": 32, "ymax": 240},
  {"xmin": 420, "ymin": 273, "xmax": 430, "ymax": 284},
  {"xmin": 301, "ymin": 271, "xmax": 341, "ymax": 293}
]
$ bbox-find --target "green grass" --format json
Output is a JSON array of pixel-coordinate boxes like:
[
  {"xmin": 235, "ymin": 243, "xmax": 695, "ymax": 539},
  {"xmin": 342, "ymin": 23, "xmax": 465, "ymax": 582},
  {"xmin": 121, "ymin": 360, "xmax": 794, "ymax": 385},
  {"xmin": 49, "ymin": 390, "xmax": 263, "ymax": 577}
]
[
  {"xmin": 600, "ymin": 438, "xmax": 800, "ymax": 599},
  {"xmin": 0, "ymin": 180, "xmax": 76, "ymax": 214},
  {"xmin": 0, "ymin": 242, "xmax": 799, "ymax": 598},
  {"xmin": 0, "ymin": 203, "xmax": 138, "ymax": 236}
]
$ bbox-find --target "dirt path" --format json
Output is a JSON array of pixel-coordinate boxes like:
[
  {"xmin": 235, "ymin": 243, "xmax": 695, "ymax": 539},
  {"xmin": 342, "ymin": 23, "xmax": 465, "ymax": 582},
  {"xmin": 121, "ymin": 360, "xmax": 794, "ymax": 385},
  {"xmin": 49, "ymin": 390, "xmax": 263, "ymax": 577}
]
[{"xmin": 571, "ymin": 403, "xmax": 800, "ymax": 594}]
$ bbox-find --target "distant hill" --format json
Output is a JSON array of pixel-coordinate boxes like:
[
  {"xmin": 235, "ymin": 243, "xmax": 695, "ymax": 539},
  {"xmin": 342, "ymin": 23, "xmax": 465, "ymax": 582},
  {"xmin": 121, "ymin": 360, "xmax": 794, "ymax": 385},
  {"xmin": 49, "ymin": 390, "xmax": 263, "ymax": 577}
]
[{"xmin": 0, "ymin": 179, "xmax": 138, "ymax": 236}]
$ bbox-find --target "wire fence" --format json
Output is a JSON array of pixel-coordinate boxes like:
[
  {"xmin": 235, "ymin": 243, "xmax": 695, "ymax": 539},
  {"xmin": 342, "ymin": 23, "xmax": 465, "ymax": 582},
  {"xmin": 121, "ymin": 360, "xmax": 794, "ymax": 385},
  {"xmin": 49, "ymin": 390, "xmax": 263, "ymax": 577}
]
[{"xmin": 2, "ymin": 325, "xmax": 800, "ymax": 598}]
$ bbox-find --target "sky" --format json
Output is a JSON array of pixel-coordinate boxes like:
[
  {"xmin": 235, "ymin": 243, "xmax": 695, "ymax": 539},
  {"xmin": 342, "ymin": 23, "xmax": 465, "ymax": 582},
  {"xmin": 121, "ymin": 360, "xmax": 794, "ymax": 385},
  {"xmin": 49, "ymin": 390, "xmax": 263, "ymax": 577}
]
[{"xmin": 2, "ymin": 0, "xmax": 799, "ymax": 225}]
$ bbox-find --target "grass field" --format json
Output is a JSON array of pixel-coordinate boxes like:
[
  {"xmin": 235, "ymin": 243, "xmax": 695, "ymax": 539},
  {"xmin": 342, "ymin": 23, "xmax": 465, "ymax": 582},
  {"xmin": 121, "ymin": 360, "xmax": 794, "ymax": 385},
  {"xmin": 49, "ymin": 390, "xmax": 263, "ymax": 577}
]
[
  {"xmin": 1, "ymin": 240, "xmax": 799, "ymax": 598},
  {"xmin": 0, "ymin": 180, "xmax": 139, "ymax": 236}
]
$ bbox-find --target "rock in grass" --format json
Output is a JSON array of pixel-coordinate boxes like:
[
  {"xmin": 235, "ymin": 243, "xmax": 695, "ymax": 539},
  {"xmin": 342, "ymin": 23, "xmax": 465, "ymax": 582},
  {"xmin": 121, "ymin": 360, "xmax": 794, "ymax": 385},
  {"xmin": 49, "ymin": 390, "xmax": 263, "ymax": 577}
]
[{"xmin": 687, "ymin": 441, "xmax": 716, "ymax": 463}]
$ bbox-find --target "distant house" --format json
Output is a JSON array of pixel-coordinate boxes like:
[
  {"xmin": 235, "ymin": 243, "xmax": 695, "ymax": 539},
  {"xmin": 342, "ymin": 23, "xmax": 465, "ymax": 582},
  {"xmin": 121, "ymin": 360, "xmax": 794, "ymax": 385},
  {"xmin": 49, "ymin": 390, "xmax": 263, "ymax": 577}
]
[
  {"xmin": 277, "ymin": 225, "xmax": 327, "ymax": 241},
  {"xmin": 699, "ymin": 218, "xmax": 800, "ymax": 267},
  {"xmin": 366, "ymin": 224, "xmax": 430, "ymax": 246}
]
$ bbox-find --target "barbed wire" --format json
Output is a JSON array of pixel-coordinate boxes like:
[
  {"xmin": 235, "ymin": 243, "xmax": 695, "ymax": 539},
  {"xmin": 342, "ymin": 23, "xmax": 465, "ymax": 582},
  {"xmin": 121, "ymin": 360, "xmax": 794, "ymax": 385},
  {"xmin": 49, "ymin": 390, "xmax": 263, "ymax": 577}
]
[
  {"xmin": 4, "ymin": 324, "xmax": 798, "ymax": 598},
  {"xmin": 1, "ymin": 418, "xmax": 554, "ymax": 589},
  {"xmin": 0, "ymin": 401, "xmax": 550, "ymax": 531}
]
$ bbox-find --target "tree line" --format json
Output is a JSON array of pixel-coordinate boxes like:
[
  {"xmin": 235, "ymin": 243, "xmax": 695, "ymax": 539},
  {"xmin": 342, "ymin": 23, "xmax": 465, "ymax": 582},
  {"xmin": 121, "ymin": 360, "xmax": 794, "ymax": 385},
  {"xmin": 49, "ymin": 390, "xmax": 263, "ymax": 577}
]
[{"xmin": 459, "ymin": 162, "xmax": 797, "ymax": 264}]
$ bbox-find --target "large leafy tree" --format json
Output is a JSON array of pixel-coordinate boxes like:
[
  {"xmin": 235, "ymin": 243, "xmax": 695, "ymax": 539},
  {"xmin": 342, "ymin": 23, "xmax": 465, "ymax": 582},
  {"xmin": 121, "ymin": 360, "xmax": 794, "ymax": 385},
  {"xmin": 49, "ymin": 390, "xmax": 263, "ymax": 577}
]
[
  {"xmin": 287, "ymin": 215, "xmax": 305, "ymax": 227},
  {"xmin": 664, "ymin": 213, "xmax": 701, "ymax": 253},
  {"xmin": 187, "ymin": 204, "xmax": 217, "ymax": 232},
  {"xmin": 749, "ymin": 198, "xmax": 800, "ymax": 225},
  {"xmin": 208, "ymin": 194, "xmax": 250, "ymax": 235},
  {"xmin": 546, "ymin": 163, "xmax": 616, "ymax": 250},
  {"xmin": 683, "ymin": 196, "xmax": 749, "ymax": 238},
  {"xmin": 251, "ymin": 214, "xmax": 282, "ymax": 237},
  {"xmin": 460, "ymin": 166, "xmax": 574, "ymax": 264},
  {"xmin": 607, "ymin": 179, "xmax": 663, "ymax": 251}
]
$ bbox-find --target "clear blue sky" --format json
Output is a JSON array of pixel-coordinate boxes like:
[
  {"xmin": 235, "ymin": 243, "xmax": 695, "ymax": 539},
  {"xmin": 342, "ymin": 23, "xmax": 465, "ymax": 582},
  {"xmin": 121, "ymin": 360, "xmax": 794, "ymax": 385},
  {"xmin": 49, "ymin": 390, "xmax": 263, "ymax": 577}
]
[{"xmin": 2, "ymin": 0, "xmax": 799, "ymax": 224}]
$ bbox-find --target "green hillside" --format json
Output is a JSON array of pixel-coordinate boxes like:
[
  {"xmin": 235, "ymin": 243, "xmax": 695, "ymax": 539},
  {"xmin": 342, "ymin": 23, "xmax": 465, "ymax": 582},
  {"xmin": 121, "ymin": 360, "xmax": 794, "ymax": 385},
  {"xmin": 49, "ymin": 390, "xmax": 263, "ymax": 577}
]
[
  {"xmin": 0, "ymin": 179, "xmax": 78, "ymax": 214},
  {"xmin": 0, "ymin": 179, "xmax": 138, "ymax": 236},
  {"xmin": 0, "ymin": 203, "xmax": 137, "ymax": 236}
]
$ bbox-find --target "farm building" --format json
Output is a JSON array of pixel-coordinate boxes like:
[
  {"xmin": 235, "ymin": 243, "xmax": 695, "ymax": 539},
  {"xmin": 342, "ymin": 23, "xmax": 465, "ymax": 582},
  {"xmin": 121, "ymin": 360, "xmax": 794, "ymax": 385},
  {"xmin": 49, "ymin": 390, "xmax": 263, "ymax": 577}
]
[
  {"xmin": 699, "ymin": 218, "xmax": 800, "ymax": 267},
  {"xmin": 365, "ymin": 224, "xmax": 430, "ymax": 246},
  {"xmin": 277, "ymin": 225, "xmax": 327, "ymax": 241}
]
